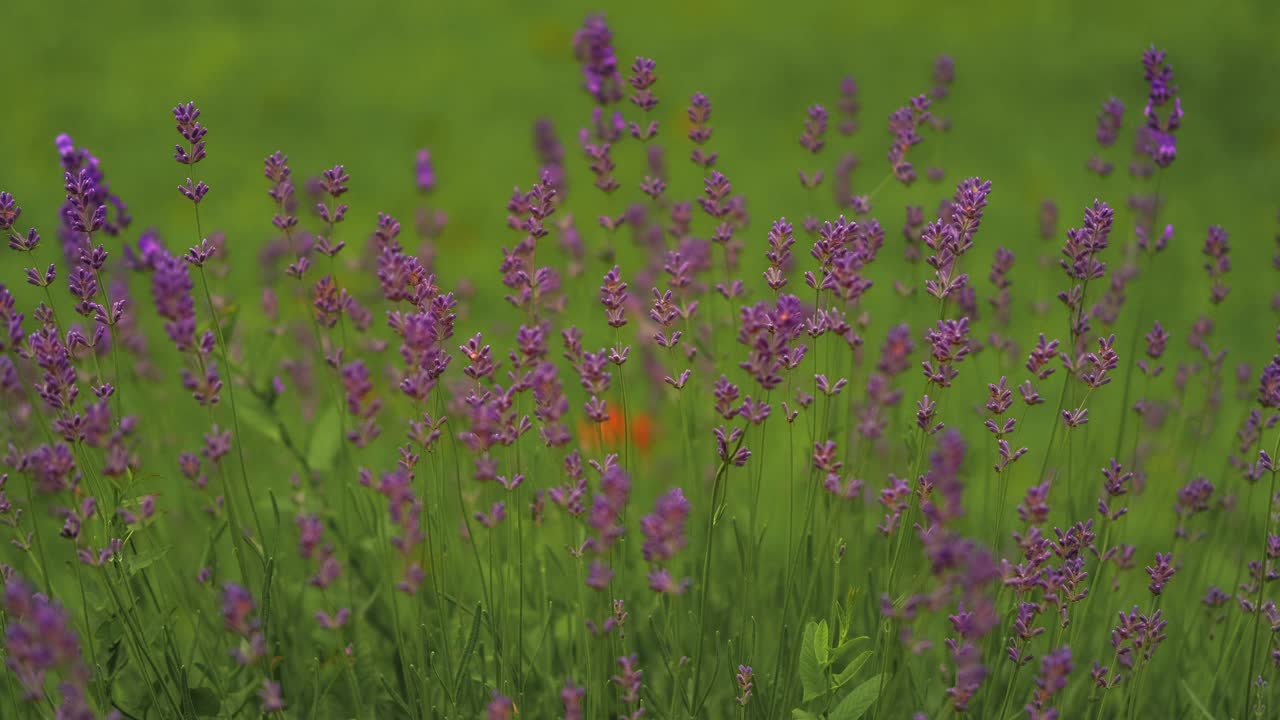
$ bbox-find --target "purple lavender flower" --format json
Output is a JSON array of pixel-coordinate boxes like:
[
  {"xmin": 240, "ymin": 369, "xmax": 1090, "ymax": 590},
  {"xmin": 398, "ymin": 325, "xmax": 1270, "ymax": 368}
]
[
  {"xmin": 612, "ymin": 654, "xmax": 643, "ymax": 705},
  {"xmin": 1202, "ymin": 225, "xmax": 1230, "ymax": 305},
  {"xmin": 172, "ymin": 103, "xmax": 211, "ymax": 206},
  {"xmin": 628, "ymin": 57, "xmax": 659, "ymax": 140},
  {"xmin": 736, "ymin": 664, "xmax": 754, "ymax": 705},
  {"xmin": 587, "ymin": 462, "xmax": 630, "ymax": 552},
  {"xmin": 27, "ymin": 327, "xmax": 79, "ymax": 415},
  {"xmin": 922, "ymin": 178, "xmax": 989, "ymax": 301},
  {"xmin": 837, "ymin": 76, "xmax": 860, "ymax": 135},
  {"xmin": 1110, "ymin": 605, "xmax": 1168, "ymax": 673},
  {"xmin": 798, "ymin": 104, "xmax": 829, "ymax": 188},
  {"xmin": 580, "ymin": 131, "xmax": 621, "ymax": 198},
  {"xmin": 599, "ymin": 266, "xmax": 628, "ymax": 327},
  {"xmin": 1080, "ymin": 334, "xmax": 1119, "ymax": 389},
  {"xmin": 1261, "ymin": 355, "xmax": 1280, "ymax": 408},
  {"xmin": 172, "ymin": 102, "xmax": 208, "ymax": 165},
  {"xmin": 1175, "ymin": 478, "xmax": 1214, "ymax": 517},
  {"xmin": 1, "ymin": 193, "xmax": 42, "ymax": 254},
  {"xmin": 1141, "ymin": 47, "xmax": 1183, "ymax": 167},
  {"xmin": 921, "ymin": 317, "xmax": 971, "ymax": 388},
  {"xmin": 4, "ymin": 577, "xmax": 91, "ymax": 701},
  {"xmin": 573, "ymin": 14, "xmax": 624, "ymax": 105},
  {"xmin": 0, "ymin": 191, "xmax": 19, "ymax": 233},
  {"xmin": 1204, "ymin": 586, "xmax": 1231, "ymax": 609},
  {"xmin": 340, "ymin": 360, "xmax": 382, "ymax": 447},
  {"xmin": 688, "ymin": 92, "xmax": 717, "ymax": 167},
  {"xmin": 764, "ymin": 218, "xmax": 795, "ymax": 292},
  {"xmin": 561, "ymin": 681, "xmax": 585, "ymax": 719},
  {"xmin": 943, "ymin": 637, "xmax": 986, "ymax": 712},
  {"xmin": 1026, "ymin": 645, "xmax": 1072, "ymax": 720},
  {"xmin": 932, "ymin": 55, "xmax": 955, "ymax": 99},
  {"xmin": 586, "ymin": 560, "xmax": 614, "ymax": 590},
  {"xmin": 640, "ymin": 488, "xmax": 690, "ymax": 562},
  {"xmin": 264, "ymin": 152, "xmax": 298, "ymax": 233},
  {"xmin": 1145, "ymin": 552, "xmax": 1176, "ymax": 595},
  {"xmin": 151, "ymin": 250, "xmax": 196, "ymax": 350},
  {"xmin": 920, "ymin": 429, "xmax": 968, "ymax": 526},
  {"xmin": 1039, "ymin": 200, "xmax": 1058, "ymax": 241},
  {"xmin": 478, "ymin": 692, "xmax": 512, "ymax": 720},
  {"xmin": 221, "ymin": 583, "xmax": 268, "ymax": 664},
  {"xmin": 1017, "ymin": 481, "xmax": 1051, "ymax": 525},
  {"xmin": 888, "ymin": 95, "xmax": 930, "ymax": 185},
  {"xmin": 1097, "ymin": 458, "xmax": 1133, "ymax": 520},
  {"xmin": 55, "ymin": 134, "xmax": 131, "ymax": 247},
  {"xmin": 415, "ymin": 149, "xmax": 436, "ymax": 193},
  {"xmin": 315, "ymin": 165, "xmax": 350, "ymax": 238},
  {"xmin": 259, "ymin": 679, "xmax": 285, "ymax": 713},
  {"xmin": 1059, "ymin": 200, "xmax": 1114, "ymax": 282},
  {"xmin": 715, "ymin": 425, "xmax": 751, "ymax": 467},
  {"xmin": 533, "ymin": 118, "xmax": 567, "ymax": 194},
  {"xmin": 1096, "ymin": 97, "xmax": 1124, "ymax": 147}
]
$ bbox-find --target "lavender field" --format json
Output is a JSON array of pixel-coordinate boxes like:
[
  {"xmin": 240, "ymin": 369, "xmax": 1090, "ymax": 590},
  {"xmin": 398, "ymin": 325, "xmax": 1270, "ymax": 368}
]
[{"xmin": 2, "ymin": 4, "xmax": 1280, "ymax": 718}]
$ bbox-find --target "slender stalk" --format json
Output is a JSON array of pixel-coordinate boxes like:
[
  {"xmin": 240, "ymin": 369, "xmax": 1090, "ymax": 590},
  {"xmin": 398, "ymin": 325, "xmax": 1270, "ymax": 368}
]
[
  {"xmin": 691, "ymin": 431, "xmax": 746, "ymax": 714},
  {"xmin": 196, "ymin": 265, "xmax": 267, "ymax": 545},
  {"xmin": 1244, "ymin": 429, "xmax": 1280, "ymax": 718}
]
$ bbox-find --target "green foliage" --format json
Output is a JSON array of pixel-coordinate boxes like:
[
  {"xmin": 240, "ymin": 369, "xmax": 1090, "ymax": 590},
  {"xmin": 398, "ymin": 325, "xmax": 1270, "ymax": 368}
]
[
  {"xmin": 797, "ymin": 618, "xmax": 876, "ymax": 716},
  {"xmin": 306, "ymin": 405, "xmax": 343, "ymax": 472},
  {"xmin": 2, "ymin": 3, "xmax": 1279, "ymax": 718}
]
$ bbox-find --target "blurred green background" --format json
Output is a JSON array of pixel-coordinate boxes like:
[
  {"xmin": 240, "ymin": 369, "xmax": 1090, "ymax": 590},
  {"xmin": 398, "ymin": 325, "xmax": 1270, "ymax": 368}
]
[
  {"xmin": 3, "ymin": 0, "xmax": 1278, "ymax": 348},
  {"xmin": 2, "ymin": 3, "xmax": 1279, "ymax": 714}
]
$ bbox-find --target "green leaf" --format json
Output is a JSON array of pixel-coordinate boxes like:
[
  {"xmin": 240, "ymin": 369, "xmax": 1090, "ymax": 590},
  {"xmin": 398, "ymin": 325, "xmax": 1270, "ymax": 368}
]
[
  {"xmin": 832, "ymin": 649, "xmax": 874, "ymax": 688},
  {"xmin": 814, "ymin": 617, "xmax": 834, "ymax": 661},
  {"xmin": 814, "ymin": 620, "xmax": 830, "ymax": 666},
  {"xmin": 236, "ymin": 397, "xmax": 283, "ymax": 444},
  {"xmin": 792, "ymin": 710, "xmax": 820, "ymax": 720},
  {"xmin": 902, "ymin": 427, "xmax": 919, "ymax": 459},
  {"xmin": 378, "ymin": 674, "xmax": 415, "ymax": 717},
  {"xmin": 829, "ymin": 674, "xmax": 882, "ymax": 720},
  {"xmin": 833, "ymin": 635, "xmax": 871, "ymax": 664},
  {"xmin": 105, "ymin": 637, "xmax": 127, "ymax": 679},
  {"xmin": 221, "ymin": 303, "xmax": 242, "ymax": 348},
  {"xmin": 95, "ymin": 617, "xmax": 124, "ymax": 646},
  {"xmin": 1179, "ymin": 680, "xmax": 1216, "ymax": 720},
  {"xmin": 453, "ymin": 603, "xmax": 484, "ymax": 694},
  {"xmin": 731, "ymin": 517, "xmax": 749, "ymax": 574},
  {"xmin": 189, "ymin": 686, "xmax": 221, "ymax": 717},
  {"xmin": 800, "ymin": 622, "xmax": 826, "ymax": 702},
  {"xmin": 127, "ymin": 544, "xmax": 172, "ymax": 576},
  {"xmin": 307, "ymin": 405, "xmax": 342, "ymax": 471}
]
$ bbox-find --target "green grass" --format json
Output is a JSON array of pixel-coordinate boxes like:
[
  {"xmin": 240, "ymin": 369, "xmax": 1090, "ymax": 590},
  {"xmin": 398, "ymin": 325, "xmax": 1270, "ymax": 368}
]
[{"xmin": 3, "ymin": 2, "xmax": 1280, "ymax": 718}]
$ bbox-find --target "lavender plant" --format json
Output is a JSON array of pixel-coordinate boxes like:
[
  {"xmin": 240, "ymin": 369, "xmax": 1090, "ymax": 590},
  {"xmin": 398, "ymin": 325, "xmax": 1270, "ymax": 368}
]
[{"xmin": 0, "ymin": 15, "xmax": 1275, "ymax": 720}]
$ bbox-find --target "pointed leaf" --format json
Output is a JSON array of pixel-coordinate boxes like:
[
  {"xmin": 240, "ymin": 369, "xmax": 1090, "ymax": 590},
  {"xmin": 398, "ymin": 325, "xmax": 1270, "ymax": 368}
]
[
  {"xmin": 799, "ymin": 622, "xmax": 826, "ymax": 702},
  {"xmin": 814, "ymin": 620, "xmax": 830, "ymax": 667},
  {"xmin": 127, "ymin": 544, "xmax": 172, "ymax": 576},
  {"xmin": 833, "ymin": 649, "xmax": 874, "ymax": 688},
  {"xmin": 307, "ymin": 405, "xmax": 342, "ymax": 471},
  {"xmin": 454, "ymin": 603, "xmax": 485, "ymax": 694},
  {"xmin": 189, "ymin": 687, "xmax": 221, "ymax": 717},
  {"xmin": 236, "ymin": 398, "xmax": 282, "ymax": 444},
  {"xmin": 731, "ymin": 517, "xmax": 749, "ymax": 574},
  {"xmin": 838, "ymin": 599, "xmax": 853, "ymax": 644},
  {"xmin": 829, "ymin": 674, "xmax": 882, "ymax": 720},
  {"xmin": 1179, "ymin": 680, "xmax": 1216, "ymax": 720},
  {"xmin": 833, "ymin": 635, "xmax": 871, "ymax": 664}
]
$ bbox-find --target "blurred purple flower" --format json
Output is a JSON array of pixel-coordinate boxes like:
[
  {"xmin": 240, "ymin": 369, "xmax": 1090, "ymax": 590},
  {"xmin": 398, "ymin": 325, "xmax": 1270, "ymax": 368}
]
[{"xmin": 573, "ymin": 14, "xmax": 624, "ymax": 105}]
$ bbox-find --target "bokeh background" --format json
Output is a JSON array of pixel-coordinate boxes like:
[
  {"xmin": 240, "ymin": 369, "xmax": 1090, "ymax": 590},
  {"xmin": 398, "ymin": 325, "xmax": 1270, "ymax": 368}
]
[
  {"xmin": 2, "ymin": 2, "xmax": 1280, "ymax": 715},
  {"xmin": 4, "ymin": 0, "xmax": 1279, "ymax": 346}
]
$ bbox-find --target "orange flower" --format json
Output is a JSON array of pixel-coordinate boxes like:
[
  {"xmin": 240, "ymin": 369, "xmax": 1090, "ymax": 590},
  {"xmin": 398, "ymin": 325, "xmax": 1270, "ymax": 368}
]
[{"xmin": 577, "ymin": 401, "xmax": 654, "ymax": 455}]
